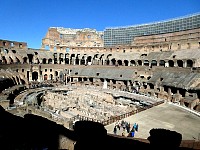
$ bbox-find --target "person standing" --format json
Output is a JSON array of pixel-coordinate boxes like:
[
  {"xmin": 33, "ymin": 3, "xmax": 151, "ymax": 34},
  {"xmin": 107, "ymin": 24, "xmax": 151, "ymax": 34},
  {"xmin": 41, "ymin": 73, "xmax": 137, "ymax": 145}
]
[
  {"xmin": 113, "ymin": 126, "xmax": 117, "ymax": 135},
  {"xmin": 135, "ymin": 123, "xmax": 139, "ymax": 132},
  {"xmin": 131, "ymin": 128, "xmax": 135, "ymax": 137}
]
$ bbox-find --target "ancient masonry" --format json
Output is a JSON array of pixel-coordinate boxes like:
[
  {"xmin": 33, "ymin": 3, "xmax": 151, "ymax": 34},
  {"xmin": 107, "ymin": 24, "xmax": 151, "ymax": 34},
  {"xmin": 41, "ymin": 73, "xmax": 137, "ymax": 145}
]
[{"xmin": 0, "ymin": 13, "xmax": 200, "ymax": 125}]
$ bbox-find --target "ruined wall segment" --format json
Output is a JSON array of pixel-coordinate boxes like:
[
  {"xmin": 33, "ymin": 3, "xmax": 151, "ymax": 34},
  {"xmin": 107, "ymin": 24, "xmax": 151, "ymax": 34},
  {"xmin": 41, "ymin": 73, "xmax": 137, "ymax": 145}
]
[
  {"xmin": 0, "ymin": 39, "xmax": 27, "ymax": 49},
  {"xmin": 42, "ymin": 27, "xmax": 104, "ymax": 51},
  {"xmin": 1, "ymin": 13, "xmax": 200, "ymax": 113}
]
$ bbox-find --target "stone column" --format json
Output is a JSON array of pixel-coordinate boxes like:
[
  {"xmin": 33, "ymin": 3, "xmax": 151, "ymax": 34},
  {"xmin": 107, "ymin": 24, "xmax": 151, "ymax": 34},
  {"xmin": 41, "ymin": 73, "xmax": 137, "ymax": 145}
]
[
  {"xmin": 29, "ymin": 72, "xmax": 32, "ymax": 81},
  {"xmin": 174, "ymin": 60, "xmax": 178, "ymax": 67},
  {"xmin": 168, "ymin": 88, "xmax": 172, "ymax": 95},
  {"xmin": 165, "ymin": 61, "xmax": 169, "ymax": 67},
  {"xmin": 78, "ymin": 59, "xmax": 81, "ymax": 65},
  {"xmin": 183, "ymin": 60, "xmax": 187, "ymax": 68},
  {"xmin": 142, "ymin": 60, "xmax": 144, "ymax": 66},
  {"xmin": 103, "ymin": 79, "xmax": 107, "ymax": 89},
  {"xmin": 72, "ymin": 58, "xmax": 76, "ymax": 65}
]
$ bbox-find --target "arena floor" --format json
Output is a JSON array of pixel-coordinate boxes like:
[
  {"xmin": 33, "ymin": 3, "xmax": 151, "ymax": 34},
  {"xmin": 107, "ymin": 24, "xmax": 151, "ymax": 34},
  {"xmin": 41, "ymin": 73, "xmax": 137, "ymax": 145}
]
[{"xmin": 105, "ymin": 102, "xmax": 200, "ymax": 140}]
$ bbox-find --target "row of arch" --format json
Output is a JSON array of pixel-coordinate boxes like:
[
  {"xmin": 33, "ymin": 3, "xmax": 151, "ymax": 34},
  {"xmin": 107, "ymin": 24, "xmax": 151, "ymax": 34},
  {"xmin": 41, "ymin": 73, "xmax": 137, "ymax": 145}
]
[
  {"xmin": 32, "ymin": 72, "xmax": 54, "ymax": 81},
  {"xmin": 0, "ymin": 71, "xmax": 27, "ymax": 92},
  {"xmin": 0, "ymin": 53, "xmax": 195, "ymax": 68}
]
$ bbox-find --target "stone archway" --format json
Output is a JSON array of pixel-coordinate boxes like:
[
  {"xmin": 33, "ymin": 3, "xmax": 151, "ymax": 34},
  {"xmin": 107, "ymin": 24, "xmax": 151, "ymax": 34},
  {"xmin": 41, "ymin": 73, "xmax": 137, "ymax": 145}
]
[
  {"xmin": 12, "ymin": 77, "xmax": 17, "ymax": 85},
  {"xmin": 177, "ymin": 60, "xmax": 183, "ymax": 67},
  {"xmin": 49, "ymin": 74, "xmax": 53, "ymax": 80},
  {"xmin": 117, "ymin": 60, "xmax": 122, "ymax": 66},
  {"xmin": 159, "ymin": 60, "xmax": 165, "ymax": 67},
  {"xmin": 60, "ymin": 72, "xmax": 64, "ymax": 82},
  {"xmin": 81, "ymin": 56, "xmax": 86, "ymax": 65},
  {"xmin": 27, "ymin": 54, "xmax": 33, "ymax": 63},
  {"xmin": 15, "ymin": 57, "xmax": 21, "ymax": 64},
  {"xmin": 151, "ymin": 60, "xmax": 157, "ymax": 66},
  {"xmin": 32, "ymin": 71, "xmax": 38, "ymax": 81},
  {"xmin": 44, "ymin": 74, "xmax": 48, "ymax": 80},
  {"xmin": 138, "ymin": 60, "xmax": 142, "ymax": 66},
  {"xmin": 2, "ymin": 56, "xmax": 7, "ymax": 64},
  {"xmin": 16, "ymin": 76, "xmax": 20, "ymax": 84},
  {"xmin": 20, "ymin": 78, "xmax": 26, "ymax": 84},
  {"xmin": 130, "ymin": 60, "xmax": 136, "ymax": 66},
  {"xmin": 124, "ymin": 60, "xmax": 129, "ymax": 66},
  {"xmin": 23, "ymin": 57, "xmax": 28, "ymax": 64},
  {"xmin": 43, "ymin": 58, "xmax": 47, "ymax": 64},
  {"xmin": 9, "ymin": 57, "xmax": 14, "ymax": 64},
  {"xmin": 168, "ymin": 60, "xmax": 174, "ymax": 67},
  {"xmin": 187, "ymin": 59, "xmax": 193, "ymax": 67},
  {"xmin": 111, "ymin": 58, "xmax": 116, "ymax": 66},
  {"xmin": 87, "ymin": 56, "xmax": 92, "ymax": 65}
]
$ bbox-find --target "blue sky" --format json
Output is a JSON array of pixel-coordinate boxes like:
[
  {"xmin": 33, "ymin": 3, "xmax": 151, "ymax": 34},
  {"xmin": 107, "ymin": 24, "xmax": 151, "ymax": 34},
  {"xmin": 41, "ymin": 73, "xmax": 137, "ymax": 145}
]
[{"xmin": 0, "ymin": 0, "xmax": 200, "ymax": 49}]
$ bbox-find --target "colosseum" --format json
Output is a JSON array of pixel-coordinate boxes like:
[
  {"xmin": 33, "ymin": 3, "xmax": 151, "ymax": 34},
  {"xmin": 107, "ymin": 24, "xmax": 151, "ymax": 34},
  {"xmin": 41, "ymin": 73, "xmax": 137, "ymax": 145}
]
[{"xmin": 0, "ymin": 13, "xmax": 200, "ymax": 149}]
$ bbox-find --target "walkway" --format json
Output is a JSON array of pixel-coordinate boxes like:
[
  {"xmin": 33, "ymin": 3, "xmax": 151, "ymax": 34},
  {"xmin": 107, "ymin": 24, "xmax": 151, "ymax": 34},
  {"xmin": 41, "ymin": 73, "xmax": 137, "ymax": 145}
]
[{"xmin": 105, "ymin": 102, "xmax": 200, "ymax": 140}]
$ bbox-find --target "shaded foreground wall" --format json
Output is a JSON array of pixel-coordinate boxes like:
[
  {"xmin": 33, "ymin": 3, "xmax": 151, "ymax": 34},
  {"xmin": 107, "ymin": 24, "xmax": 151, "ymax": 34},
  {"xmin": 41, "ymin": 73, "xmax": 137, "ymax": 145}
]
[{"xmin": 1, "ymin": 106, "xmax": 200, "ymax": 150}]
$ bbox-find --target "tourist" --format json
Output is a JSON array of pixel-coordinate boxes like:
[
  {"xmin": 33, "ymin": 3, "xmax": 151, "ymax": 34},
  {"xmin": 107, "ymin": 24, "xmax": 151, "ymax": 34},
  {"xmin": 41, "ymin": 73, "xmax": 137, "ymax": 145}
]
[
  {"xmin": 113, "ymin": 125, "xmax": 117, "ymax": 135},
  {"xmin": 130, "ymin": 128, "xmax": 135, "ymax": 137},
  {"xmin": 135, "ymin": 123, "xmax": 139, "ymax": 132},
  {"xmin": 126, "ymin": 122, "xmax": 130, "ymax": 133},
  {"xmin": 115, "ymin": 121, "xmax": 120, "ymax": 130},
  {"xmin": 133, "ymin": 123, "xmax": 137, "ymax": 130},
  {"xmin": 117, "ymin": 123, "xmax": 120, "ymax": 130},
  {"xmin": 122, "ymin": 123, "xmax": 126, "ymax": 131}
]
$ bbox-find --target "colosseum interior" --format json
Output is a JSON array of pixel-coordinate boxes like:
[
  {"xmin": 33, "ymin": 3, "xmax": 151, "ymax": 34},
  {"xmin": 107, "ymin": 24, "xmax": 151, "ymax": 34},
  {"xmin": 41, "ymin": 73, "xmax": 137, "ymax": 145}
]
[{"xmin": 0, "ymin": 14, "xmax": 200, "ymax": 149}]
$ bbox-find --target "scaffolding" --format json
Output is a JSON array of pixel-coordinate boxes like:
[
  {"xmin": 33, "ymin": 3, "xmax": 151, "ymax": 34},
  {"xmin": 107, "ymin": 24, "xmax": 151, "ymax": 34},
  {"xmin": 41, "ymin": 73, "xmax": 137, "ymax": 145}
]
[{"xmin": 104, "ymin": 13, "xmax": 200, "ymax": 47}]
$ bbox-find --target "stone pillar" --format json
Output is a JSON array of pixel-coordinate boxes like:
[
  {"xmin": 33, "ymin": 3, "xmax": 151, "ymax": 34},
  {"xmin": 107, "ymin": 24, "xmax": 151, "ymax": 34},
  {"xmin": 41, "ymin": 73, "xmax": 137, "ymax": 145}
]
[
  {"xmin": 183, "ymin": 60, "xmax": 187, "ymax": 68},
  {"xmin": 160, "ymin": 86, "xmax": 164, "ymax": 92},
  {"xmin": 142, "ymin": 61, "xmax": 144, "ymax": 66},
  {"xmin": 127, "ymin": 81, "xmax": 131, "ymax": 92},
  {"xmin": 176, "ymin": 89, "xmax": 180, "ymax": 95},
  {"xmin": 168, "ymin": 88, "xmax": 172, "ymax": 95},
  {"xmin": 168, "ymin": 88, "xmax": 172, "ymax": 101},
  {"xmin": 39, "ymin": 75, "xmax": 42, "ymax": 82},
  {"xmin": 72, "ymin": 58, "xmax": 76, "ymax": 65},
  {"xmin": 29, "ymin": 72, "xmax": 32, "ymax": 81},
  {"xmin": 174, "ymin": 60, "xmax": 178, "ymax": 67},
  {"xmin": 103, "ymin": 79, "xmax": 107, "ymax": 89},
  {"xmin": 165, "ymin": 62, "xmax": 169, "ymax": 67},
  {"xmin": 67, "ymin": 58, "xmax": 70, "ymax": 65}
]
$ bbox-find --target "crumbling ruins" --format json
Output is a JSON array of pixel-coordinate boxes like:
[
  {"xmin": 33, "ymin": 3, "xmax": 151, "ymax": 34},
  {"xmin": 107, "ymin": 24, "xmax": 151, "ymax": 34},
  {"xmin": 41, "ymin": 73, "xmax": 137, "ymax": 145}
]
[{"xmin": 0, "ymin": 13, "xmax": 200, "ymax": 143}]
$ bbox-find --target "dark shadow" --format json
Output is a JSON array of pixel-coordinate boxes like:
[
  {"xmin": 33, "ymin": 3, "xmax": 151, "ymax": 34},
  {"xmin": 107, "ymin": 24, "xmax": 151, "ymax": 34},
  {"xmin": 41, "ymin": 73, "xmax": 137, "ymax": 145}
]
[
  {"xmin": 148, "ymin": 128, "xmax": 183, "ymax": 150},
  {"xmin": 0, "ymin": 105, "xmax": 76, "ymax": 150},
  {"xmin": 0, "ymin": 105, "xmax": 194, "ymax": 150}
]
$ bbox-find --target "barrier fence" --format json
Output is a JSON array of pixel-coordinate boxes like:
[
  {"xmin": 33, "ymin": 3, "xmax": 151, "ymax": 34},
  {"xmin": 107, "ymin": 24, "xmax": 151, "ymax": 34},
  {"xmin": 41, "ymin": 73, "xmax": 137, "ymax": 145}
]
[{"xmin": 69, "ymin": 100, "xmax": 164, "ymax": 127}]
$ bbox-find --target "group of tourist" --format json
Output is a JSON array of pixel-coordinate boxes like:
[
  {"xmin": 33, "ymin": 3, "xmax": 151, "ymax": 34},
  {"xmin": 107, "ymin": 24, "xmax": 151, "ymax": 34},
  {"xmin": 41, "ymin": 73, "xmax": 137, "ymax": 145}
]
[{"xmin": 113, "ymin": 120, "xmax": 139, "ymax": 137}]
